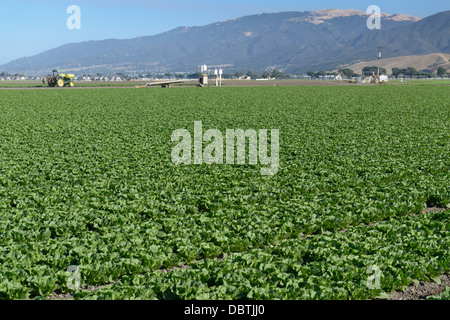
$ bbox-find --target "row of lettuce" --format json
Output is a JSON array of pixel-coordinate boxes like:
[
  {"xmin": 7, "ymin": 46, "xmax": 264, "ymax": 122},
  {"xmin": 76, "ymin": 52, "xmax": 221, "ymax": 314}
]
[
  {"xmin": 72, "ymin": 211, "xmax": 449, "ymax": 299},
  {"xmin": 1, "ymin": 210, "xmax": 448, "ymax": 299}
]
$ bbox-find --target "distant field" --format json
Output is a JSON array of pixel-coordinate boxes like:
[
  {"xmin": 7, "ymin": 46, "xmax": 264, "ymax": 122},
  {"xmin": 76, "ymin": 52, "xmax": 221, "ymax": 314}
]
[
  {"xmin": 1, "ymin": 78, "xmax": 449, "ymax": 89},
  {"xmin": 0, "ymin": 81, "xmax": 43, "ymax": 88},
  {"xmin": 387, "ymin": 79, "xmax": 450, "ymax": 85},
  {"xmin": 0, "ymin": 85, "xmax": 448, "ymax": 300}
]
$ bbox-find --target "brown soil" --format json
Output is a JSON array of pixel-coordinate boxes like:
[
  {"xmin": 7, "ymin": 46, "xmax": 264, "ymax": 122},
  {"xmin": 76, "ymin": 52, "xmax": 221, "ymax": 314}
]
[
  {"xmin": 389, "ymin": 274, "xmax": 450, "ymax": 300},
  {"xmin": 49, "ymin": 283, "xmax": 115, "ymax": 300}
]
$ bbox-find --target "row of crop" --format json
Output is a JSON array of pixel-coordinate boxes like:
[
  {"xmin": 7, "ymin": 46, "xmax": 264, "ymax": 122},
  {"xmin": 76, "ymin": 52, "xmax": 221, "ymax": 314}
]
[
  {"xmin": 64, "ymin": 210, "xmax": 449, "ymax": 300},
  {"xmin": 1, "ymin": 209, "xmax": 447, "ymax": 299},
  {"xmin": 0, "ymin": 194, "xmax": 447, "ymax": 299}
]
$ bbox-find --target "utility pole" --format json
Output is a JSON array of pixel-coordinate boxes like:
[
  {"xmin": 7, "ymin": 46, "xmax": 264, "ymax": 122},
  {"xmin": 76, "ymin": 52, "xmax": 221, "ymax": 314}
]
[{"xmin": 377, "ymin": 47, "xmax": 383, "ymax": 78}]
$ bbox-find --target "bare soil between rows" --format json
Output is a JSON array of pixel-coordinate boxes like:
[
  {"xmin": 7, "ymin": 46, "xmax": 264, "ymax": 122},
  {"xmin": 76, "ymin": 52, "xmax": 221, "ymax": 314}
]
[{"xmin": 389, "ymin": 274, "xmax": 450, "ymax": 300}]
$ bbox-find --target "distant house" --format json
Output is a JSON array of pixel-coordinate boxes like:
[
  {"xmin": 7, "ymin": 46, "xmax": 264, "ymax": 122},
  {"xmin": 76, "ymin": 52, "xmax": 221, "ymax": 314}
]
[{"xmin": 379, "ymin": 75, "xmax": 389, "ymax": 82}]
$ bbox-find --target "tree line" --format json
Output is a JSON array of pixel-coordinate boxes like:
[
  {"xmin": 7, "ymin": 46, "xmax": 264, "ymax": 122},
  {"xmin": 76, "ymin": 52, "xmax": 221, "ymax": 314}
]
[
  {"xmin": 308, "ymin": 66, "xmax": 448, "ymax": 79},
  {"xmin": 2, "ymin": 66, "xmax": 447, "ymax": 81},
  {"xmin": 0, "ymin": 72, "xmax": 26, "ymax": 77},
  {"xmin": 185, "ymin": 69, "xmax": 291, "ymax": 80},
  {"xmin": 391, "ymin": 66, "xmax": 447, "ymax": 79},
  {"xmin": 112, "ymin": 69, "xmax": 292, "ymax": 80},
  {"xmin": 306, "ymin": 71, "xmax": 340, "ymax": 79}
]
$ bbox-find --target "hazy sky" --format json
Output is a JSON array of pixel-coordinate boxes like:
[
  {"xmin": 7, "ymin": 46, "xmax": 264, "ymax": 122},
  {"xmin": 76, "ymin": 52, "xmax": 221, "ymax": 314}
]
[{"xmin": 0, "ymin": 0, "xmax": 448, "ymax": 64}]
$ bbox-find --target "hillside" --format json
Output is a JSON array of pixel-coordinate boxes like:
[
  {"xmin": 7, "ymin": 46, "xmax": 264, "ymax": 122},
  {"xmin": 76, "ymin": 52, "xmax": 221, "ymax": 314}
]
[
  {"xmin": 1, "ymin": 9, "xmax": 448, "ymax": 75},
  {"xmin": 336, "ymin": 53, "xmax": 450, "ymax": 74},
  {"xmin": 296, "ymin": 10, "xmax": 450, "ymax": 73}
]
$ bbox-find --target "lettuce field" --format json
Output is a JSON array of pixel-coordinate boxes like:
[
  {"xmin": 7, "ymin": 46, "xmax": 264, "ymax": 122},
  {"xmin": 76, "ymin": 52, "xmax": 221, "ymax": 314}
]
[{"xmin": 0, "ymin": 85, "xmax": 448, "ymax": 300}]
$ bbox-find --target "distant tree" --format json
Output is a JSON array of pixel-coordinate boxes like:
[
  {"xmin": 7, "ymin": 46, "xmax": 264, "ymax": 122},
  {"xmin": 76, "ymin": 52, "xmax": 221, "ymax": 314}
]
[
  {"xmin": 116, "ymin": 72, "xmax": 130, "ymax": 80},
  {"xmin": 234, "ymin": 72, "xmax": 245, "ymax": 78},
  {"xmin": 164, "ymin": 72, "xmax": 172, "ymax": 79},
  {"xmin": 437, "ymin": 67, "xmax": 447, "ymax": 78},
  {"xmin": 391, "ymin": 68, "xmax": 401, "ymax": 79},
  {"xmin": 96, "ymin": 73, "xmax": 103, "ymax": 77},
  {"xmin": 186, "ymin": 72, "xmax": 201, "ymax": 79},
  {"xmin": 307, "ymin": 71, "xmax": 315, "ymax": 78},
  {"xmin": 138, "ymin": 74, "xmax": 144, "ymax": 79},
  {"xmin": 261, "ymin": 72, "xmax": 271, "ymax": 79},
  {"xmin": 222, "ymin": 73, "xmax": 234, "ymax": 79},
  {"xmin": 415, "ymin": 71, "xmax": 433, "ymax": 79},
  {"xmin": 362, "ymin": 66, "xmax": 387, "ymax": 75},
  {"xmin": 315, "ymin": 70, "xmax": 327, "ymax": 78},
  {"xmin": 406, "ymin": 67, "xmax": 418, "ymax": 79},
  {"xmin": 246, "ymin": 71, "xmax": 259, "ymax": 79},
  {"xmin": 270, "ymin": 69, "xmax": 290, "ymax": 79},
  {"xmin": 338, "ymin": 68, "xmax": 356, "ymax": 79},
  {"xmin": 175, "ymin": 73, "xmax": 184, "ymax": 79},
  {"xmin": 399, "ymin": 69, "xmax": 409, "ymax": 78},
  {"xmin": 147, "ymin": 73, "xmax": 152, "ymax": 79},
  {"xmin": 0, "ymin": 72, "xmax": 5, "ymax": 77}
]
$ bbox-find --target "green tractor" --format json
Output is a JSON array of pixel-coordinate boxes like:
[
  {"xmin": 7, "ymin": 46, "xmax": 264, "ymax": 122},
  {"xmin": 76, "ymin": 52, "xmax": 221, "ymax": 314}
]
[{"xmin": 43, "ymin": 70, "xmax": 75, "ymax": 87}]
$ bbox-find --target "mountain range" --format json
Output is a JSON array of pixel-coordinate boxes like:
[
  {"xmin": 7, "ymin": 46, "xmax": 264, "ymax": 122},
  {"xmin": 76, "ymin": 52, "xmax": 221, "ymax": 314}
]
[{"xmin": 1, "ymin": 9, "xmax": 449, "ymax": 75}]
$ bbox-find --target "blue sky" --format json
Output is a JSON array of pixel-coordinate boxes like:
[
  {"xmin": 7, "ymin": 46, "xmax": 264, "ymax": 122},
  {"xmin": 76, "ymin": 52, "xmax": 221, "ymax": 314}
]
[{"xmin": 0, "ymin": 0, "xmax": 448, "ymax": 65}]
